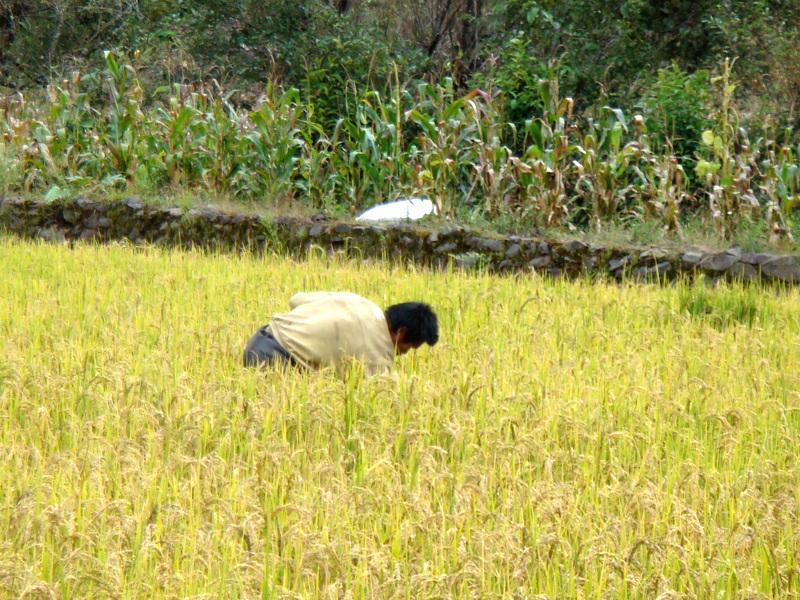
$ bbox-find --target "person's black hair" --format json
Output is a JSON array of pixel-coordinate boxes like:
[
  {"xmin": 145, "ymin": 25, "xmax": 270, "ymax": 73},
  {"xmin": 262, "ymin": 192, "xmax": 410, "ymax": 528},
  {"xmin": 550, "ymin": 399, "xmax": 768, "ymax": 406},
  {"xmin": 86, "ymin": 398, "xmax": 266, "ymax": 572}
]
[{"xmin": 385, "ymin": 302, "xmax": 439, "ymax": 346}]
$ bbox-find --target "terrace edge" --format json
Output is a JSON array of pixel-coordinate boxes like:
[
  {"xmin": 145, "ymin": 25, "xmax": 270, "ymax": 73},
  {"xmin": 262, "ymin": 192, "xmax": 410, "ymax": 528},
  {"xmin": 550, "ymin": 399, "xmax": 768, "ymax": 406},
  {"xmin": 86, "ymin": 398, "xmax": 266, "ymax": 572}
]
[{"xmin": 2, "ymin": 196, "xmax": 800, "ymax": 285}]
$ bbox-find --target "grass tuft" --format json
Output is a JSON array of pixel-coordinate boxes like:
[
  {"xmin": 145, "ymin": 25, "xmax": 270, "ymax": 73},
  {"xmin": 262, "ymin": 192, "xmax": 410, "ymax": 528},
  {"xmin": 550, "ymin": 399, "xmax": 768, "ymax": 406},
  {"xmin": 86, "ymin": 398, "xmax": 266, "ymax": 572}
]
[{"xmin": 677, "ymin": 277, "xmax": 772, "ymax": 328}]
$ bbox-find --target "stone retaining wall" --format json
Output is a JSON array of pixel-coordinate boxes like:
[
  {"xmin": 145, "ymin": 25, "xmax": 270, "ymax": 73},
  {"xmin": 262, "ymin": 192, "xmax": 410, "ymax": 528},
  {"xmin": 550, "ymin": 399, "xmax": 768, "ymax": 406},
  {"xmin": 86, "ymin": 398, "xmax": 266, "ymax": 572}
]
[{"xmin": 2, "ymin": 196, "xmax": 800, "ymax": 284}]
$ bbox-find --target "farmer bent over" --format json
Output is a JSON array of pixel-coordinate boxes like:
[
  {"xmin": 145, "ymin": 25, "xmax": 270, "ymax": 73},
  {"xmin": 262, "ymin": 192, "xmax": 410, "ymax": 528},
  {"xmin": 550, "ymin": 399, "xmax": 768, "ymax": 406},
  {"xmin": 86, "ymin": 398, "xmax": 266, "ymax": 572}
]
[{"xmin": 243, "ymin": 292, "xmax": 438, "ymax": 374}]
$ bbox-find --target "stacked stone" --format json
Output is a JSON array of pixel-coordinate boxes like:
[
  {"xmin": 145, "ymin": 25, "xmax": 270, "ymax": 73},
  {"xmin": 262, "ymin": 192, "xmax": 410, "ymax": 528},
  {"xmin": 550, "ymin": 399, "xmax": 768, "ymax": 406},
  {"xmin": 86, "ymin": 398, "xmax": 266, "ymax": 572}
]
[{"xmin": 1, "ymin": 196, "xmax": 799, "ymax": 284}]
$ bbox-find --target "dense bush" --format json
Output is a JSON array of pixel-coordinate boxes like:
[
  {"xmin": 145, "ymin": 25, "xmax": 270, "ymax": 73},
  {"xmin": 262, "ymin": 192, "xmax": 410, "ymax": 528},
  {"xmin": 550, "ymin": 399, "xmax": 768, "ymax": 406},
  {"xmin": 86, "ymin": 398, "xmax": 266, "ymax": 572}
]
[
  {"xmin": 3, "ymin": 1, "xmax": 800, "ymax": 124},
  {"xmin": 638, "ymin": 65, "xmax": 712, "ymax": 166},
  {"xmin": 0, "ymin": 0, "xmax": 427, "ymax": 129}
]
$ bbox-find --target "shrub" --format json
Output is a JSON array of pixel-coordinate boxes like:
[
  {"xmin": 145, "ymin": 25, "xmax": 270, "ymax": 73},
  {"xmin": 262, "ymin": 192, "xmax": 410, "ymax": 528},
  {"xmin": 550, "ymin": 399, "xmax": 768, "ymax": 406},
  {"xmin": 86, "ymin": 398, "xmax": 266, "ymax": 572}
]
[
  {"xmin": 639, "ymin": 64, "xmax": 712, "ymax": 167},
  {"xmin": 475, "ymin": 34, "xmax": 551, "ymax": 132}
]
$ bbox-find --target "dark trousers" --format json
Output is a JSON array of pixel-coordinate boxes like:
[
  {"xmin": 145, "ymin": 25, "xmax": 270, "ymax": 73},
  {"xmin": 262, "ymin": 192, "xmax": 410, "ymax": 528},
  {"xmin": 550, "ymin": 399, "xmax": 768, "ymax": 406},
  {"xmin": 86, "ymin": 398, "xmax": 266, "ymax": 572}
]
[{"xmin": 243, "ymin": 325, "xmax": 296, "ymax": 367}]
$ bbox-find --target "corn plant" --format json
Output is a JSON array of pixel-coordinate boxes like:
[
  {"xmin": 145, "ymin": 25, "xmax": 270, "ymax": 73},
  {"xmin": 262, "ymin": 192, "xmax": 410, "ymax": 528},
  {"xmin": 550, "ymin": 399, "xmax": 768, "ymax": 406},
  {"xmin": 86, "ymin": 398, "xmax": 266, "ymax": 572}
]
[
  {"xmin": 759, "ymin": 142, "xmax": 799, "ymax": 242},
  {"xmin": 146, "ymin": 89, "xmax": 203, "ymax": 189},
  {"xmin": 327, "ymin": 87, "xmax": 415, "ymax": 210},
  {"xmin": 695, "ymin": 59, "xmax": 761, "ymax": 239},
  {"xmin": 575, "ymin": 108, "xmax": 647, "ymax": 229},
  {"xmin": 296, "ymin": 118, "xmax": 338, "ymax": 209},
  {"xmin": 243, "ymin": 85, "xmax": 306, "ymax": 200},
  {"xmin": 634, "ymin": 127, "xmax": 688, "ymax": 237},
  {"xmin": 518, "ymin": 77, "xmax": 577, "ymax": 225},
  {"xmin": 0, "ymin": 85, "xmax": 71, "ymax": 192},
  {"xmin": 1, "ymin": 93, "xmax": 45, "ymax": 193},
  {"xmin": 0, "ymin": 141, "xmax": 21, "ymax": 195},
  {"xmin": 406, "ymin": 80, "xmax": 476, "ymax": 216},
  {"xmin": 647, "ymin": 154, "xmax": 688, "ymax": 236},
  {"xmin": 198, "ymin": 84, "xmax": 249, "ymax": 195},
  {"xmin": 451, "ymin": 85, "xmax": 519, "ymax": 215},
  {"xmin": 43, "ymin": 74, "xmax": 102, "ymax": 181},
  {"xmin": 0, "ymin": 91, "xmax": 27, "ymax": 145},
  {"xmin": 4, "ymin": 51, "xmax": 800, "ymax": 243},
  {"xmin": 102, "ymin": 51, "xmax": 145, "ymax": 180}
]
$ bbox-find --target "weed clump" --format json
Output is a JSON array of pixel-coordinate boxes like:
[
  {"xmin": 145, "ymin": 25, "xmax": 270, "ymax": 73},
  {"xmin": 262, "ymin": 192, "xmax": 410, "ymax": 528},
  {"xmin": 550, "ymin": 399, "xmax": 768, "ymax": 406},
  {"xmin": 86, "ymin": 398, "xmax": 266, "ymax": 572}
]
[{"xmin": 677, "ymin": 277, "xmax": 770, "ymax": 328}]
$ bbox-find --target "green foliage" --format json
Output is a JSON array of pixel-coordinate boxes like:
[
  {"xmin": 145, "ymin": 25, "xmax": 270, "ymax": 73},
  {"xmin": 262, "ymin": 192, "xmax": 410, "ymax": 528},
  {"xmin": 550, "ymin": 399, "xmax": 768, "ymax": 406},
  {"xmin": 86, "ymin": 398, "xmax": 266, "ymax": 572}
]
[
  {"xmin": 475, "ymin": 33, "xmax": 551, "ymax": 129},
  {"xmin": 695, "ymin": 59, "xmax": 761, "ymax": 240},
  {"xmin": 3, "ymin": 0, "xmax": 800, "ymax": 130},
  {"xmin": 405, "ymin": 80, "xmax": 479, "ymax": 216},
  {"xmin": 678, "ymin": 277, "xmax": 768, "ymax": 328},
  {"xmin": 0, "ymin": 0, "xmax": 425, "ymax": 132},
  {"xmin": 639, "ymin": 65, "xmax": 712, "ymax": 165},
  {"xmin": 0, "ymin": 0, "xmax": 133, "ymax": 85},
  {"xmin": 5, "ymin": 51, "xmax": 800, "ymax": 247},
  {"xmin": 759, "ymin": 142, "xmax": 800, "ymax": 242},
  {"xmin": 0, "ymin": 141, "xmax": 21, "ymax": 195},
  {"xmin": 518, "ymin": 76, "xmax": 577, "ymax": 225},
  {"xmin": 292, "ymin": 6, "xmax": 426, "ymax": 131}
]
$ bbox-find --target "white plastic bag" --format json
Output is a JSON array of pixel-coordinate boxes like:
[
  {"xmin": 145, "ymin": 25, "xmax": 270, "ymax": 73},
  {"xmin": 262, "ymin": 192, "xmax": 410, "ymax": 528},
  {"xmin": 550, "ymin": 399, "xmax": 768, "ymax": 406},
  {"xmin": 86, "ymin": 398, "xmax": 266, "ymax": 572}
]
[{"xmin": 355, "ymin": 197, "xmax": 437, "ymax": 222}]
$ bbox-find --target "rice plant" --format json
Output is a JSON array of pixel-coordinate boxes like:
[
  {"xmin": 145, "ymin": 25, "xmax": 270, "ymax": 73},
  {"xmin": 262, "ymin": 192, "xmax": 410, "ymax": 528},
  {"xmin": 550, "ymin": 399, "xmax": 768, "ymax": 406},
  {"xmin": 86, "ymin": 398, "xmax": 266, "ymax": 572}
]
[{"xmin": 1, "ymin": 236, "xmax": 799, "ymax": 598}]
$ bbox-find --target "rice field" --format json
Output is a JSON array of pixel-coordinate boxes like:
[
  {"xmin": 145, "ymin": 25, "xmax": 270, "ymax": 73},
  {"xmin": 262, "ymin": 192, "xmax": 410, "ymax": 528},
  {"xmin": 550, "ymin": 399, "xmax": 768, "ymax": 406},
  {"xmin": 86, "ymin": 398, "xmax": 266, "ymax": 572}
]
[{"xmin": 1, "ymin": 235, "xmax": 799, "ymax": 599}]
